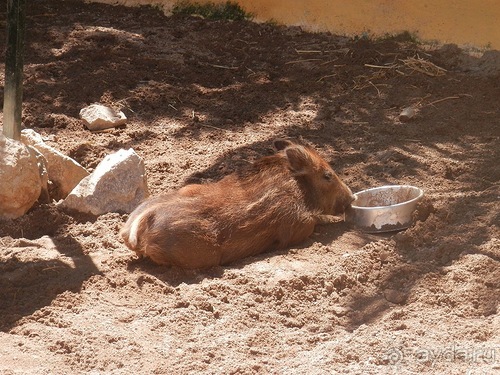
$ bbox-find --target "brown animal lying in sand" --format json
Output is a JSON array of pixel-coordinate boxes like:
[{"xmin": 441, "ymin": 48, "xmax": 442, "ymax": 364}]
[{"xmin": 120, "ymin": 139, "xmax": 354, "ymax": 269}]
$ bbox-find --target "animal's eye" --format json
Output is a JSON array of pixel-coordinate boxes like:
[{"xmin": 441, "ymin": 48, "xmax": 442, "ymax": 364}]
[{"xmin": 323, "ymin": 171, "xmax": 333, "ymax": 181}]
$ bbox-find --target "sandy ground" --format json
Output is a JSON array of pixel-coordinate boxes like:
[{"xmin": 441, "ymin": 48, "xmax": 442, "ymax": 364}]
[{"xmin": 0, "ymin": 0, "xmax": 499, "ymax": 374}]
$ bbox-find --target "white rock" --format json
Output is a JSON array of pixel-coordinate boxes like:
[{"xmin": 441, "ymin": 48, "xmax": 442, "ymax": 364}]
[
  {"xmin": 26, "ymin": 145, "xmax": 50, "ymax": 203},
  {"xmin": 0, "ymin": 134, "xmax": 42, "ymax": 219},
  {"xmin": 80, "ymin": 104, "xmax": 127, "ymax": 131},
  {"xmin": 21, "ymin": 129, "xmax": 89, "ymax": 199},
  {"xmin": 60, "ymin": 149, "xmax": 148, "ymax": 215}
]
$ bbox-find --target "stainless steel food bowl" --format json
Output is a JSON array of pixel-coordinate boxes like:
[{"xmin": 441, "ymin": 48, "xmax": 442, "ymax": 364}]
[{"xmin": 345, "ymin": 185, "xmax": 424, "ymax": 233}]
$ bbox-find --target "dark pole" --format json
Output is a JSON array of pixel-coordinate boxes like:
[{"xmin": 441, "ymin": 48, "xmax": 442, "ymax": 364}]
[{"xmin": 3, "ymin": 0, "xmax": 26, "ymax": 140}]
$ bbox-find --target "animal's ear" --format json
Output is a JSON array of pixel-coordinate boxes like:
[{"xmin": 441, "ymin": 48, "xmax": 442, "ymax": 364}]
[
  {"xmin": 274, "ymin": 139, "xmax": 294, "ymax": 151},
  {"xmin": 285, "ymin": 145, "xmax": 312, "ymax": 175}
]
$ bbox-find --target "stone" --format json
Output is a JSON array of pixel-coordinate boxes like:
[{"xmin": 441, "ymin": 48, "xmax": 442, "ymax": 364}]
[
  {"xmin": 0, "ymin": 134, "xmax": 42, "ymax": 219},
  {"xmin": 331, "ymin": 305, "xmax": 351, "ymax": 317},
  {"xmin": 60, "ymin": 148, "xmax": 148, "ymax": 215},
  {"xmin": 399, "ymin": 106, "xmax": 418, "ymax": 122},
  {"xmin": 26, "ymin": 145, "xmax": 50, "ymax": 203},
  {"xmin": 21, "ymin": 129, "xmax": 89, "ymax": 199},
  {"xmin": 79, "ymin": 104, "xmax": 127, "ymax": 131},
  {"xmin": 384, "ymin": 288, "xmax": 407, "ymax": 305}
]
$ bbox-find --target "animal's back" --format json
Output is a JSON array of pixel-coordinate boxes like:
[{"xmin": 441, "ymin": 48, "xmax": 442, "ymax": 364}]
[{"xmin": 176, "ymin": 159, "xmax": 316, "ymax": 264}]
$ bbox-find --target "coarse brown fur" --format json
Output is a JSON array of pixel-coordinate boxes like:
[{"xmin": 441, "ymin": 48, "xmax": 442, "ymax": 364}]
[{"xmin": 120, "ymin": 140, "xmax": 354, "ymax": 269}]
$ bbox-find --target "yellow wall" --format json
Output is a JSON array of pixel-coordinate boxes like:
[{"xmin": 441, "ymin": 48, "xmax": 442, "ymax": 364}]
[{"xmin": 92, "ymin": 0, "xmax": 500, "ymax": 49}]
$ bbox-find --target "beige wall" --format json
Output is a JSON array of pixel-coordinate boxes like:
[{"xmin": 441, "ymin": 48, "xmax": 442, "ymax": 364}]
[{"xmin": 91, "ymin": 0, "xmax": 500, "ymax": 49}]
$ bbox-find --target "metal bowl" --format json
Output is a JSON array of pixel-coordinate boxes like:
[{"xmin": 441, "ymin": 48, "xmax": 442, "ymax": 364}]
[{"xmin": 345, "ymin": 185, "xmax": 424, "ymax": 233}]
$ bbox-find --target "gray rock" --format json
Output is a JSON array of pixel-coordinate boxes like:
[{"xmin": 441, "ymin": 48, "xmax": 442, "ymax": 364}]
[
  {"xmin": 26, "ymin": 145, "xmax": 50, "ymax": 203},
  {"xmin": 80, "ymin": 103, "xmax": 127, "ymax": 131},
  {"xmin": 384, "ymin": 288, "xmax": 407, "ymax": 305},
  {"xmin": 60, "ymin": 148, "xmax": 148, "ymax": 215},
  {"xmin": 21, "ymin": 129, "xmax": 89, "ymax": 199},
  {"xmin": 0, "ymin": 134, "xmax": 42, "ymax": 219}
]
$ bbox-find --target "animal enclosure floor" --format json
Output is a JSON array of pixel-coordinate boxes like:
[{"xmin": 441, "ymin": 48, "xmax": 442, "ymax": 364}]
[{"xmin": 0, "ymin": 0, "xmax": 499, "ymax": 373}]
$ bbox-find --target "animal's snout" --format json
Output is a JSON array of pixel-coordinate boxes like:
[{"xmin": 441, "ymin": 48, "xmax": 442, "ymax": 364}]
[
  {"xmin": 344, "ymin": 193, "xmax": 356, "ymax": 210},
  {"xmin": 331, "ymin": 188, "xmax": 355, "ymax": 215},
  {"xmin": 349, "ymin": 193, "xmax": 356, "ymax": 204},
  {"xmin": 343, "ymin": 184, "xmax": 355, "ymax": 205}
]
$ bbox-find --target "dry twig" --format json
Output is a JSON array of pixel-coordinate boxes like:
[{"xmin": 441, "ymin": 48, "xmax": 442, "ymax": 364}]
[
  {"xmin": 364, "ymin": 63, "xmax": 398, "ymax": 69},
  {"xmin": 317, "ymin": 74, "xmax": 336, "ymax": 82},
  {"xmin": 208, "ymin": 63, "xmax": 238, "ymax": 70},
  {"xmin": 426, "ymin": 96, "xmax": 461, "ymax": 106},
  {"xmin": 369, "ymin": 81, "xmax": 381, "ymax": 96},
  {"xmin": 400, "ymin": 56, "xmax": 447, "ymax": 76},
  {"xmin": 285, "ymin": 59, "xmax": 323, "ymax": 64},
  {"xmin": 295, "ymin": 49, "xmax": 322, "ymax": 54}
]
